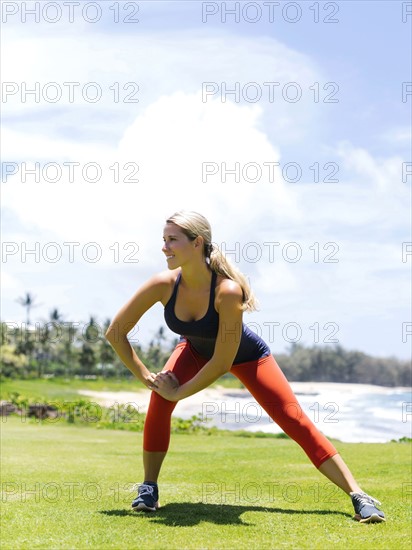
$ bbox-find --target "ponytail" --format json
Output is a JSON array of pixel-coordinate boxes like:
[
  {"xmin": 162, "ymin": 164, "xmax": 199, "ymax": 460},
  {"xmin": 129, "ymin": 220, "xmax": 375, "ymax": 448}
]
[{"xmin": 207, "ymin": 244, "xmax": 258, "ymax": 312}]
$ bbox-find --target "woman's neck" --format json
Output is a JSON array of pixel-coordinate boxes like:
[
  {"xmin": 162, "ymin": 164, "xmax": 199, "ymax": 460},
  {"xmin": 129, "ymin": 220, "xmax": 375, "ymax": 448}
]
[{"xmin": 179, "ymin": 263, "xmax": 212, "ymax": 290}]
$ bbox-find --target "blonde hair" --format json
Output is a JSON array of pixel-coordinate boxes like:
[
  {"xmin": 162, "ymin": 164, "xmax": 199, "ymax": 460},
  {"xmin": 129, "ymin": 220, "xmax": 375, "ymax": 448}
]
[{"xmin": 166, "ymin": 210, "xmax": 258, "ymax": 312}]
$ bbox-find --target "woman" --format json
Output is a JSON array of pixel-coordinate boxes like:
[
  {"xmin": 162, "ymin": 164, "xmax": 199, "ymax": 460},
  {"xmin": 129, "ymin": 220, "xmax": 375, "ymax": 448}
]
[{"xmin": 105, "ymin": 210, "xmax": 385, "ymax": 523}]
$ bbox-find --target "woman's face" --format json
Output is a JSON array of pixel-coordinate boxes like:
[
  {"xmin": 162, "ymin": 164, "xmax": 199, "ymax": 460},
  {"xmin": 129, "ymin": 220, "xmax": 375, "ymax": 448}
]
[{"xmin": 162, "ymin": 223, "xmax": 199, "ymax": 269}]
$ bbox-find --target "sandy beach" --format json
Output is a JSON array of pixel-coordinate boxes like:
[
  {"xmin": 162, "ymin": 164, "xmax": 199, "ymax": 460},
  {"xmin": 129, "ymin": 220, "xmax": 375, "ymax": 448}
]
[{"xmin": 78, "ymin": 381, "xmax": 410, "ymax": 414}]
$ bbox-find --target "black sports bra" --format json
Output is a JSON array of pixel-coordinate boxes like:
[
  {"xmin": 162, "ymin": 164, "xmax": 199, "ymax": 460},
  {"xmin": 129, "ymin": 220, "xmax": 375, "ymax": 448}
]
[
  {"xmin": 164, "ymin": 270, "xmax": 219, "ymax": 339},
  {"xmin": 163, "ymin": 270, "xmax": 271, "ymax": 364}
]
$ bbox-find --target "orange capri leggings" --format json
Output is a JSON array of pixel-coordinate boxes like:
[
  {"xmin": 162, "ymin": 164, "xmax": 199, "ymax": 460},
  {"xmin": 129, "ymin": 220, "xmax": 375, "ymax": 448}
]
[{"xmin": 143, "ymin": 341, "xmax": 338, "ymax": 469}]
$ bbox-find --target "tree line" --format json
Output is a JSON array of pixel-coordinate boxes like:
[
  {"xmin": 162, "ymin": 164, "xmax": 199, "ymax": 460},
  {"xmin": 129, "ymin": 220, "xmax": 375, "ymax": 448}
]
[
  {"xmin": 1, "ymin": 322, "xmax": 410, "ymax": 387},
  {"xmin": 276, "ymin": 342, "xmax": 410, "ymax": 387},
  {"xmin": 1, "ymin": 292, "xmax": 410, "ymax": 386},
  {"xmin": 0, "ymin": 319, "xmax": 176, "ymax": 380}
]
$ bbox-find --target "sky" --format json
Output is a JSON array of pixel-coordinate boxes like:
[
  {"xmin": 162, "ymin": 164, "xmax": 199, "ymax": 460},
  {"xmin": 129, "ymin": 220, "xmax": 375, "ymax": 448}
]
[{"xmin": 1, "ymin": 0, "xmax": 411, "ymax": 361}]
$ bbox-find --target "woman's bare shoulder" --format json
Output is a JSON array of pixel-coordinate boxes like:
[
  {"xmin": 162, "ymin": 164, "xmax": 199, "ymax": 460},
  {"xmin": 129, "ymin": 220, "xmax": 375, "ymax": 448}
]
[
  {"xmin": 215, "ymin": 274, "xmax": 243, "ymax": 302},
  {"xmin": 147, "ymin": 268, "xmax": 180, "ymax": 305},
  {"xmin": 149, "ymin": 268, "xmax": 180, "ymax": 284}
]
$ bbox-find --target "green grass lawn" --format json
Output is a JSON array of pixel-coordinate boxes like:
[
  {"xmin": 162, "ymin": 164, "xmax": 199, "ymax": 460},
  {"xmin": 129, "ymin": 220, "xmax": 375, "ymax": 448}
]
[
  {"xmin": 1, "ymin": 417, "xmax": 411, "ymax": 549},
  {"xmin": 0, "ymin": 375, "xmax": 243, "ymax": 403},
  {"xmin": 0, "ymin": 377, "xmax": 146, "ymax": 402}
]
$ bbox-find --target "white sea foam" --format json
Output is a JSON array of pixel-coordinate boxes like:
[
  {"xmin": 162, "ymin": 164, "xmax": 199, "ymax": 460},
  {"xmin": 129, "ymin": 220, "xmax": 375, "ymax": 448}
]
[{"xmin": 79, "ymin": 382, "xmax": 412, "ymax": 443}]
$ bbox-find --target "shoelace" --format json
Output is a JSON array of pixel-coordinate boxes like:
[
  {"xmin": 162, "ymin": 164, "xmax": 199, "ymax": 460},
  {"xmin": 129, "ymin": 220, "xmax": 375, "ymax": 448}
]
[
  {"xmin": 352, "ymin": 492, "xmax": 381, "ymax": 507},
  {"xmin": 129, "ymin": 483, "xmax": 155, "ymax": 497}
]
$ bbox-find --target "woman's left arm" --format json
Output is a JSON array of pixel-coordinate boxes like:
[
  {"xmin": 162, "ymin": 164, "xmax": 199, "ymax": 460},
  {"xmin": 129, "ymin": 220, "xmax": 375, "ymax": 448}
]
[{"xmin": 153, "ymin": 281, "xmax": 243, "ymax": 401}]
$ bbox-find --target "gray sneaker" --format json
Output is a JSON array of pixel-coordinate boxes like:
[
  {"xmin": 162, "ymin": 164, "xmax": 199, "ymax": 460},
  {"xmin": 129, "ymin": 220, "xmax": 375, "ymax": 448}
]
[
  {"xmin": 350, "ymin": 491, "xmax": 385, "ymax": 523},
  {"xmin": 131, "ymin": 482, "xmax": 159, "ymax": 512}
]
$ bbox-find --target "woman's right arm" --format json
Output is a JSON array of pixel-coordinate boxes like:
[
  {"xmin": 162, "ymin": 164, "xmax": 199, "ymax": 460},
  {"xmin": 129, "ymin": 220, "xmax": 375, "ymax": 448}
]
[{"xmin": 104, "ymin": 271, "xmax": 171, "ymax": 387}]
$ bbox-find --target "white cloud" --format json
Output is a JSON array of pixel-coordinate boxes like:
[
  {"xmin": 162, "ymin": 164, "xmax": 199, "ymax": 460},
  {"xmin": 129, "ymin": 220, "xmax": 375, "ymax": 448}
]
[
  {"xmin": 335, "ymin": 141, "xmax": 406, "ymax": 194},
  {"xmin": 2, "ymin": 91, "xmax": 299, "ymax": 263},
  {"xmin": 2, "ymin": 27, "xmax": 321, "ymax": 148}
]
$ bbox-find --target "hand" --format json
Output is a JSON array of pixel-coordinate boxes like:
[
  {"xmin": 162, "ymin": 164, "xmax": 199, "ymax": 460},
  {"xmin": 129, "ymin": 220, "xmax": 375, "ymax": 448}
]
[
  {"xmin": 145, "ymin": 372, "xmax": 159, "ymax": 389},
  {"xmin": 151, "ymin": 371, "xmax": 180, "ymax": 402}
]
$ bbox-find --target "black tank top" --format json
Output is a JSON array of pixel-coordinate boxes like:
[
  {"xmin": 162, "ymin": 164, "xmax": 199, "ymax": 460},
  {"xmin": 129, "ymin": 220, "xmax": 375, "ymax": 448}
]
[{"xmin": 164, "ymin": 270, "xmax": 271, "ymax": 364}]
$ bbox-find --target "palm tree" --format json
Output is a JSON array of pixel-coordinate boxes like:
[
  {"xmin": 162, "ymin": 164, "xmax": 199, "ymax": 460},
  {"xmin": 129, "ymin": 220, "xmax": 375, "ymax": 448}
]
[
  {"xmin": 46, "ymin": 308, "xmax": 66, "ymax": 376},
  {"xmin": 16, "ymin": 292, "xmax": 41, "ymax": 326},
  {"xmin": 15, "ymin": 292, "xmax": 42, "ymax": 371},
  {"xmin": 85, "ymin": 315, "xmax": 99, "ymax": 342},
  {"xmin": 49, "ymin": 308, "xmax": 64, "ymax": 323},
  {"xmin": 62, "ymin": 322, "xmax": 78, "ymax": 379}
]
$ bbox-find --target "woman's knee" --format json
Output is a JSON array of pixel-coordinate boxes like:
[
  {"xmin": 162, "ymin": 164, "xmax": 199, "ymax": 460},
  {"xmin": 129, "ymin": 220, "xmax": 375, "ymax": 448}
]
[{"xmin": 262, "ymin": 399, "xmax": 305, "ymax": 426}]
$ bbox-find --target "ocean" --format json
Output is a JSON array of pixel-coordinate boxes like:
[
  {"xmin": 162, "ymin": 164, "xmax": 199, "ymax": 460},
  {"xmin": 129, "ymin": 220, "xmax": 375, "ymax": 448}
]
[{"xmin": 189, "ymin": 384, "xmax": 412, "ymax": 443}]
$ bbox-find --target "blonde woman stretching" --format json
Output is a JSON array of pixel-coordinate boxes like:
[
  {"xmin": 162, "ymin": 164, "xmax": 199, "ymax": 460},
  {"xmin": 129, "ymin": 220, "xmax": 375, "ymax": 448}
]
[{"xmin": 105, "ymin": 210, "xmax": 385, "ymax": 523}]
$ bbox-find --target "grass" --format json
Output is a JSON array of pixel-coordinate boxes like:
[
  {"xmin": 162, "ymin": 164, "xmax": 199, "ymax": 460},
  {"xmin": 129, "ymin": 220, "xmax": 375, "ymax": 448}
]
[
  {"xmin": 0, "ymin": 375, "xmax": 243, "ymax": 403},
  {"xmin": 1, "ymin": 417, "xmax": 411, "ymax": 549},
  {"xmin": 0, "ymin": 377, "xmax": 146, "ymax": 401}
]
